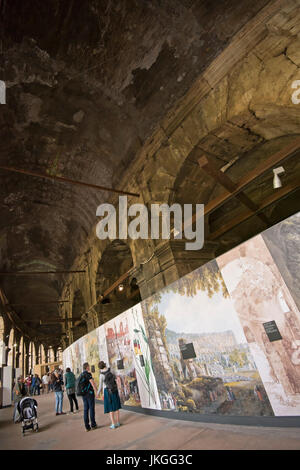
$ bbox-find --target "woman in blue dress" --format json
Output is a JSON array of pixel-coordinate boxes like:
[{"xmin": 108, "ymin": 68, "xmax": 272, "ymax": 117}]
[{"xmin": 97, "ymin": 361, "xmax": 122, "ymax": 429}]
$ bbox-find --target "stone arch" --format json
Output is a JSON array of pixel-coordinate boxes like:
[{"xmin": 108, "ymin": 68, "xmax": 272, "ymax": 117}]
[
  {"xmin": 40, "ymin": 344, "xmax": 46, "ymax": 364},
  {"xmin": 7, "ymin": 328, "xmax": 15, "ymax": 367},
  {"xmin": 29, "ymin": 341, "xmax": 35, "ymax": 373},
  {"xmin": 18, "ymin": 336, "xmax": 24, "ymax": 375},
  {"xmin": 71, "ymin": 289, "xmax": 88, "ymax": 342},
  {"xmin": 0, "ymin": 316, "xmax": 4, "ymax": 365},
  {"xmin": 94, "ymin": 239, "xmax": 142, "ymax": 325},
  {"xmin": 56, "ymin": 347, "xmax": 62, "ymax": 363},
  {"xmin": 48, "ymin": 346, "xmax": 55, "ymax": 363},
  {"xmin": 95, "ymin": 239, "xmax": 136, "ymax": 301},
  {"xmin": 139, "ymin": 29, "xmax": 300, "ymax": 209}
]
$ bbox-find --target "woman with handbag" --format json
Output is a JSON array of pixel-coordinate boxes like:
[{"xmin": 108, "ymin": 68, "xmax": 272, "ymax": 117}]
[{"xmin": 64, "ymin": 367, "xmax": 79, "ymax": 414}]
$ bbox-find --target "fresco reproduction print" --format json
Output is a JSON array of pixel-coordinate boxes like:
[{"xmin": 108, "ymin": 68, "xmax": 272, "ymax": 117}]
[
  {"xmin": 71, "ymin": 336, "xmax": 87, "ymax": 376},
  {"xmin": 104, "ymin": 311, "xmax": 141, "ymax": 407},
  {"xmin": 127, "ymin": 304, "xmax": 161, "ymax": 410},
  {"xmin": 262, "ymin": 212, "xmax": 300, "ymax": 311},
  {"xmin": 141, "ymin": 260, "xmax": 273, "ymax": 416},
  {"xmin": 97, "ymin": 324, "xmax": 109, "ymax": 365},
  {"xmin": 62, "ymin": 213, "xmax": 300, "ymax": 418},
  {"xmin": 83, "ymin": 329, "xmax": 100, "ymax": 388},
  {"xmin": 217, "ymin": 232, "xmax": 300, "ymax": 416}
]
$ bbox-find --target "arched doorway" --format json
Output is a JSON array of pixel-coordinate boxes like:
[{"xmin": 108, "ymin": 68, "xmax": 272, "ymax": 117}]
[
  {"xmin": 7, "ymin": 329, "xmax": 15, "ymax": 367},
  {"xmin": 18, "ymin": 336, "xmax": 24, "ymax": 375},
  {"xmin": 96, "ymin": 240, "xmax": 141, "ymax": 305}
]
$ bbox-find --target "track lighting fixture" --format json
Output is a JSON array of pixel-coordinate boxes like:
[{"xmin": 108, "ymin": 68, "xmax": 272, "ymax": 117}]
[{"xmin": 273, "ymin": 167, "xmax": 285, "ymax": 189}]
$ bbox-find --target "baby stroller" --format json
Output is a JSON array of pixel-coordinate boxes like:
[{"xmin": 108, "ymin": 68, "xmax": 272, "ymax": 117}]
[{"xmin": 17, "ymin": 397, "xmax": 39, "ymax": 435}]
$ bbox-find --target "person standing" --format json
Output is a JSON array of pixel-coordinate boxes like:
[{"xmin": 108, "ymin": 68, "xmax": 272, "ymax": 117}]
[
  {"xmin": 33, "ymin": 374, "xmax": 41, "ymax": 395},
  {"xmin": 49, "ymin": 372, "xmax": 54, "ymax": 392},
  {"xmin": 31, "ymin": 374, "xmax": 37, "ymax": 395},
  {"xmin": 52, "ymin": 370, "xmax": 66, "ymax": 416},
  {"xmin": 42, "ymin": 373, "xmax": 49, "ymax": 394},
  {"xmin": 64, "ymin": 367, "xmax": 79, "ymax": 414},
  {"xmin": 29, "ymin": 374, "xmax": 34, "ymax": 395},
  {"xmin": 97, "ymin": 361, "xmax": 121, "ymax": 429},
  {"xmin": 13, "ymin": 376, "xmax": 27, "ymax": 423},
  {"xmin": 78, "ymin": 363, "xmax": 98, "ymax": 431},
  {"xmin": 25, "ymin": 375, "xmax": 31, "ymax": 396}
]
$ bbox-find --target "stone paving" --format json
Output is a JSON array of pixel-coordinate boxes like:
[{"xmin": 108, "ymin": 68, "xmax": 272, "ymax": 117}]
[{"xmin": 1, "ymin": 393, "xmax": 300, "ymax": 450}]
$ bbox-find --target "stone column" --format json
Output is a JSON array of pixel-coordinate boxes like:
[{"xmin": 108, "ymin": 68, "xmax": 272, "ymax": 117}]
[
  {"xmin": 24, "ymin": 340, "xmax": 30, "ymax": 375},
  {"xmin": 34, "ymin": 342, "xmax": 40, "ymax": 365}
]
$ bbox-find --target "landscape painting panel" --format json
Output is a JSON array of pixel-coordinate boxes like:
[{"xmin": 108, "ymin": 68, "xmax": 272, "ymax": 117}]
[
  {"xmin": 95, "ymin": 324, "xmax": 109, "ymax": 398},
  {"xmin": 141, "ymin": 260, "xmax": 273, "ymax": 416},
  {"xmin": 127, "ymin": 304, "xmax": 161, "ymax": 410},
  {"xmin": 97, "ymin": 324, "xmax": 109, "ymax": 365},
  {"xmin": 262, "ymin": 212, "xmax": 300, "ymax": 310},
  {"xmin": 63, "ymin": 347, "xmax": 72, "ymax": 371},
  {"xmin": 71, "ymin": 336, "xmax": 86, "ymax": 377},
  {"xmin": 105, "ymin": 310, "xmax": 141, "ymax": 407},
  {"xmin": 83, "ymin": 329, "xmax": 100, "ymax": 387},
  {"xmin": 217, "ymin": 233, "xmax": 300, "ymax": 416}
]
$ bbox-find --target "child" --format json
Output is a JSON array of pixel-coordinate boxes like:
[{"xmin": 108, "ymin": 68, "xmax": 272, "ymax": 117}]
[{"xmin": 97, "ymin": 361, "xmax": 121, "ymax": 429}]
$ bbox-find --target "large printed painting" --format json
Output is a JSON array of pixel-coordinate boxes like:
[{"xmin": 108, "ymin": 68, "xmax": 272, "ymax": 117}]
[
  {"xmin": 63, "ymin": 335, "xmax": 87, "ymax": 377},
  {"xmin": 262, "ymin": 212, "xmax": 300, "ymax": 311},
  {"xmin": 83, "ymin": 330, "xmax": 100, "ymax": 387},
  {"xmin": 62, "ymin": 212, "xmax": 300, "ymax": 418},
  {"xmin": 127, "ymin": 305, "xmax": 161, "ymax": 410},
  {"xmin": 104, "ymin": 311, "xmax": 141, "ymax": 407},
  {"xmin": 141, "ymin": 260, "xmax": 273, "ymax": 416},
  {"xmin": 217, "ymin": 227, "xmax": 300, "ymax": 416}
]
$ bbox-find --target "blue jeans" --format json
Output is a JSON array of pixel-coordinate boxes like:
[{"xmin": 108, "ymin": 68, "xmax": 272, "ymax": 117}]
[
  {"xmin": 82, "ymin": 393, "xmax": 96, "ymax": 429},
  {"xmin": 55, "ymin": 391, "xmax": 63, "ymax": 413}
]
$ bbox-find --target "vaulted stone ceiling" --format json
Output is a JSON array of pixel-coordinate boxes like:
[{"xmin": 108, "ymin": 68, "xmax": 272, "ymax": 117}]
[{"xmin": 0, "ymin": 0, "xmax": 298, "ymax": 347}]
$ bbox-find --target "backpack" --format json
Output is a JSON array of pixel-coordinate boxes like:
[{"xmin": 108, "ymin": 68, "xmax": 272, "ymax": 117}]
[
  {"xmin": 102, "ymin": 369, "xmax": 118, "ymax": 394},
  {"xmin": 76, "ymin": 372, "xmax": 90, "ymax": 396}
]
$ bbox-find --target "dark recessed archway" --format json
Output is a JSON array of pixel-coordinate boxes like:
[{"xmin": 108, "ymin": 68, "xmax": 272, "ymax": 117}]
[
  {"xmin": 72, "ymin": 289, "xmax": 88, "ymax": 341},
  {"xmin": 96, "ymin": 240, "xmax": 141, "ymax": 305}
]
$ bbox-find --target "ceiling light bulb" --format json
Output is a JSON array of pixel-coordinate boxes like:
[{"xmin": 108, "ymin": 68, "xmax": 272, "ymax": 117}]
[
  {"xmin": 273, "ymin": 174, "xmax": 282, "ymax": 188},
  {"xmin": 273, "ymin": 166, "xmax": 285, "ymax": 189},
  {"xmin": 118, "ymin": 284, "xmax": 124, "ymax": 292}
]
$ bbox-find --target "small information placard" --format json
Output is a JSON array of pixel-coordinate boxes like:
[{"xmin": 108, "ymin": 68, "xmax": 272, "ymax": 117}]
[
  {"xmin": 179, "ymin": 342, "xmax": 196, "ymax": 360},
  {"xmin": 263, "ymin": 320, "xmax": 282, "ymax": 342}
]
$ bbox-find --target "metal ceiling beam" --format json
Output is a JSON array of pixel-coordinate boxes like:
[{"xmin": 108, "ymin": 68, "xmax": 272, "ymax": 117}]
[
  {"xmin": 0, "ymin": 165, "xmax": 140, "ymax": 198},
  {"xmin": 0, "ymin": 270, "xmax": 86, "ymax": 275},
  {"xmin": 71, "ymin": 267, "xmax": 134, "ymax": 329},
  {"xmin": 7, "ymin": 300, "xmax": 70, "ymax": 306},
  {"xmin": 0, "ymin": 287, "xmax": 52, "ymax": 342},
  {"xmin": 180, "ymin": 138, "xmax": 300, "ymax": 232},
  {"xmin": 208, "ymin": 176, "xmax": 300, "ymax": 240},
  {"xmin": 40, "ymin": 318, "xmax": 81, "ymax": 324},
  {"xmin": 198, "ymin": 154, "xmax": 270, "ymax": 227}
]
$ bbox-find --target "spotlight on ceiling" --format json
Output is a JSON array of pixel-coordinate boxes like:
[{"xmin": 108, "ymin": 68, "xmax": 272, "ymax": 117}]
[
  {"xmin": 118, "ymin": 284, "xmax": 124, "ymax": 292},
  {"xmin": 273, "ymin": 166, "xmax": 285, "ymax": 189}
]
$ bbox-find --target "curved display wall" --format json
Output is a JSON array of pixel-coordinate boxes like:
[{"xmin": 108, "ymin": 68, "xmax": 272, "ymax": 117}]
[{"xmin": 63, "ymin": 212, "xmax": 300, "ymax": 419}]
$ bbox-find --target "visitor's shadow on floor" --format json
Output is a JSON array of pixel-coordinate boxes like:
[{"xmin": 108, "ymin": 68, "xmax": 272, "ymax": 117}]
[
  {"xmin": 33, "ymin": 423, "xmax": 54, "ymax": 433},
  {"xmin": 1, "ymin": 419, "xmax": 16, "ymax": 428}
]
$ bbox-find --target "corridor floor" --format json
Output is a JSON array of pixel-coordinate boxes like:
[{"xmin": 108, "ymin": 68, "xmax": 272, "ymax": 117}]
[{"xmin": 1, "ymin": 393, "xmax": 300, "ymax": 450}]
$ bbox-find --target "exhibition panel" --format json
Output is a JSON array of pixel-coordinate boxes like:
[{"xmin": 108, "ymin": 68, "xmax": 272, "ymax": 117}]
[{"xmin": 63, "ymin": 212, "xmax": 300, "ymax": 419}]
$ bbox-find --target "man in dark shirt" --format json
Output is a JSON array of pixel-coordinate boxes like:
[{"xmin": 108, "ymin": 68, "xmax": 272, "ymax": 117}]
[
  {"xmin": 81, "ymin": 362, "xmax": 98, "ymax": 431},
  {"xmin": 52, "ymin": 370, "xmax": 66, "ymax": 416}
]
